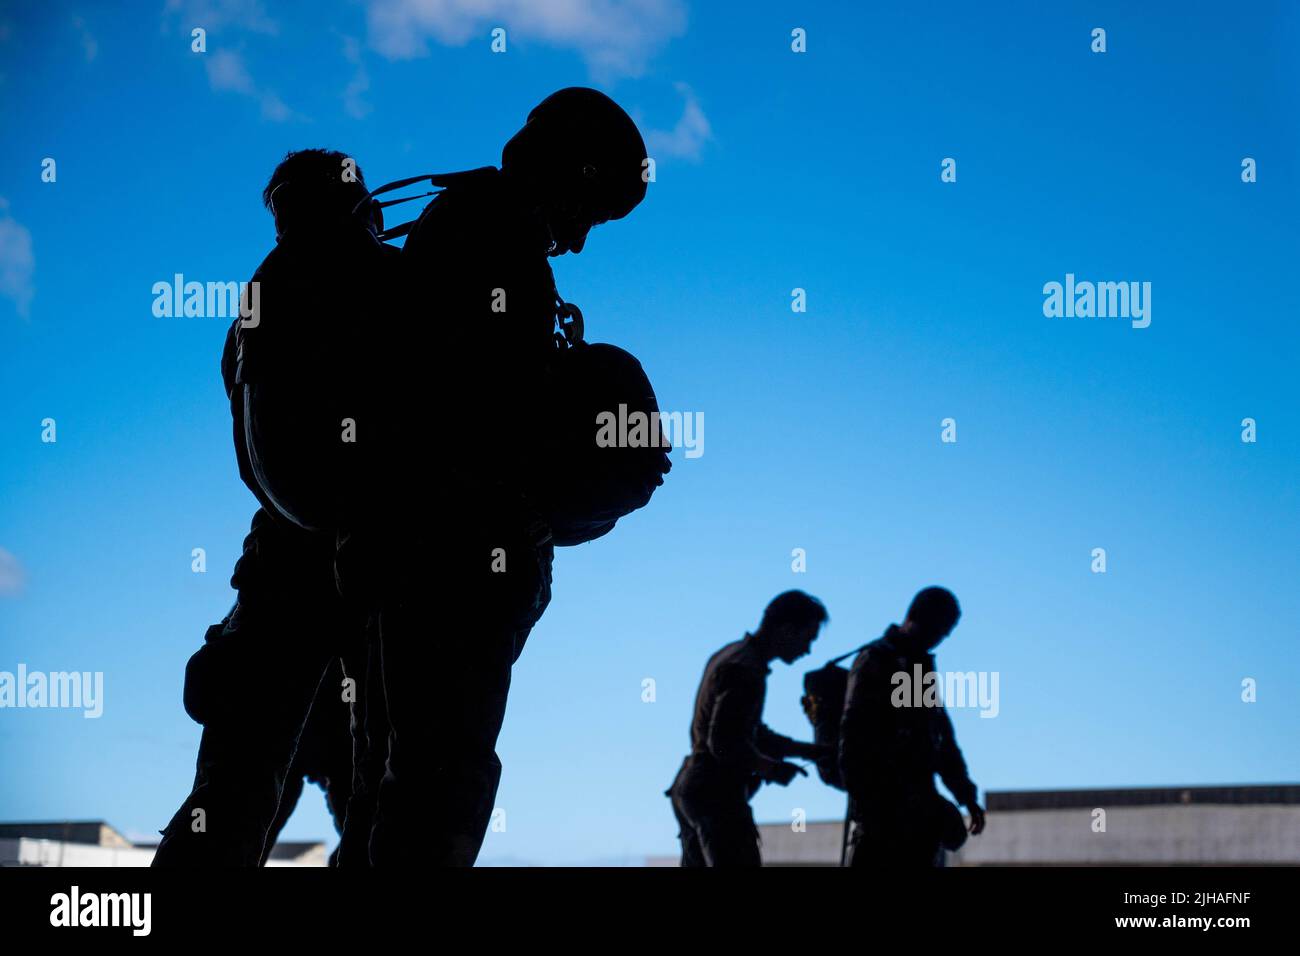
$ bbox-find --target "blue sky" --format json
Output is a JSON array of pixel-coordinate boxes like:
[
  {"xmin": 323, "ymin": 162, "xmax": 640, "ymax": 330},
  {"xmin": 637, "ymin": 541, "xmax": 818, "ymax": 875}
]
[{"xmin": 1, "ymin": 1, "xmax": 1297, "ymax": 865}]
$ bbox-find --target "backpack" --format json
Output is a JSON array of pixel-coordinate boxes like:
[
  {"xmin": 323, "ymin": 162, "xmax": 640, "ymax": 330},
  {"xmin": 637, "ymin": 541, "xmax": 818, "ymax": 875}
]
[
  {"xmin": 801, "ymin": 643, "xmax": 874, "ymax": 789},
  {"xmin": 361, "ymin": 171, "xmax": 672, "ymax": 546},
  {"xmin": 229, "ymin": 210, "xmax": 399, "ymax": 533}
]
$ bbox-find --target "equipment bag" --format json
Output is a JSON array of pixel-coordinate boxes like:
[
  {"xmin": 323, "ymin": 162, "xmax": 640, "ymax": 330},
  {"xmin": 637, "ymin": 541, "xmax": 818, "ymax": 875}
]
[{"xmin": 801, "ymin": 642, "xmax": 873, "ymax": 788}]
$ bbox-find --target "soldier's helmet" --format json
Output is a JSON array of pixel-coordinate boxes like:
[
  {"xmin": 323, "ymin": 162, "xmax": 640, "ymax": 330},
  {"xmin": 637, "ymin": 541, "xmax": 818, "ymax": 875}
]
[{"xmin": 502, "ymin": 87, "xmax": 649, "ymax": 222}]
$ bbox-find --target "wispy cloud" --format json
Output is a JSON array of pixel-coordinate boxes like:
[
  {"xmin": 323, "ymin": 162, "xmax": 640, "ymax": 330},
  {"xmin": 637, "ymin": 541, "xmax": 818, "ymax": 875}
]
[
  {"xmin": 364, "ymin": 0, "xmax": 687, "ymax": 79},
  {"xmin": 0, "ymin": 547, "xmax": 27, "ymax": 597},
  {"xmin": 340, "ymin": 34, "xmax": 372, "ymax": 120},
  {"xmin": 165, "ymin": 0, "xmax": 296, "ymax": 120},
  {"xmin": 162, "ymin": 0, "xmax": 278, "ymax": 36},
  {"xmin": 71, "ymin": 14, "xmax": 98, "ymax": 62},
  {"xmin": 0, "ymin": 16, "xmax": 12, "ymax": 87},
  {"xmin": 203, "ymin": 47, "xmax": 295, "ymax": 121},
  {"xmin": 0, "ymin": 198, "xmax": 35, "ymax": 319},
  {"xmin": 645, "ymin": 82, "xmax": 711, "ymax": 162}
]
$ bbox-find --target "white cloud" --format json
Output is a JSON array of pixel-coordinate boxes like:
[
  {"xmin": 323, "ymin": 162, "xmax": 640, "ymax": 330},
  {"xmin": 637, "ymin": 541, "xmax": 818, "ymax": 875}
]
[
  {"xmin": 0, "ymin": 547, "xmax": 27, "ymax": 597},
  {"xmin": 204, "ymin": 46, "xmax": 255, "ymax": 93},
  {"xmin": 340, "ymin": 34, "xmax": 373, "ymax": 120},
  {"xmin": 645, "ymin": 82, "xmax": 711, "ymax": 161},
  {"xmin": 162, "ymin": 0, "xmax": 278, "ymax": 35},
  {"xmin": 258, "ymin": 91, "xmax": 293, "ymax": 122},
  {"xmin": 71, "ymin": 14, "xmax": 98, "ymax": 62},
  {"xmin": 165, "ymin": 1, "xmax": 295, "ymax": 120},
  {"xmin": 204, "ymin": 48, "xmax": 298, "ymax": 121},
  {"xmin": 0, "ymin": 198, "xmax": 35, "ymax": 319},
  {"xmin": 364, "ymin": 0, "xmax": 686, "ymax": 79}
]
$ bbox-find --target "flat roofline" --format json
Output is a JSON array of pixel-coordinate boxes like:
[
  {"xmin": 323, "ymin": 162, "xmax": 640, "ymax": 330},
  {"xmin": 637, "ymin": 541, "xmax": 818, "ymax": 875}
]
[
  {"xmin": 0, "ymin": 820, "xmax": 111, "ymax": 828},
  {"xmin": 0, "ymin": 821, "xmax": 130, "ymax": 846},
  {"xmin": 986, "ymin": 784, "xmax": 1300, "ymax": 811},
  {"xmin": 755, "ymin": 783, "xmax": 1300, "ymax": 827}
]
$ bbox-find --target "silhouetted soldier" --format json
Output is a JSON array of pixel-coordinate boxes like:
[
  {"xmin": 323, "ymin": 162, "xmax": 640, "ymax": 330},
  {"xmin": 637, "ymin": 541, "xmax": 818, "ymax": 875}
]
[
  {"xmin": 341, "ymin": 88, "xmax": 656, "ymax": 866},
  {"xmin": 154, "ymin": 149, "xmax": 389, "ymax": 866},
  {"xmin": 667, "ymin": 591, "xmax": 830, "ymax": 866},
  {"xmin": 838, "ymin": 587, "xmax": 986, "ymax": 867}
]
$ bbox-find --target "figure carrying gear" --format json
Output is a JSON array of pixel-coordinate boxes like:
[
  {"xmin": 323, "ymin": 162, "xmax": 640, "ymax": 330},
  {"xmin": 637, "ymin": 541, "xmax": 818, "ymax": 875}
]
[
  {"xmin": 154, "ymin": 149, "xmax": 390, "ymax": 866},
  {"xmin": 336, "ymin": 88, "xmax": 663, "ymax": 866},
  {"xmin": 838, "ymin": 587, "xmax": 987, "ymax": 867},
  {"xmin": 667, "ymin": 591, "xmax": 831, "ymax": 867}
]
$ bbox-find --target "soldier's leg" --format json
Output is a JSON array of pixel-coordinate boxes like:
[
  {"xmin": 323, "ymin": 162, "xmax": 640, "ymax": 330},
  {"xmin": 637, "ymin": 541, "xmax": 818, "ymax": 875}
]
[
  {"xmin": 261, "ymin": 773, "xmax": 306, "ymax": 866},
  {"xmin": 672, "ymin": 788, "xmax": 762, "ymax": 868},
  {"xmin": 670, "ymin": 795, "xmax": 707, "ymax": 867},
  {"xmin": 337, "ymin": 632, "xmax": 385, "ymax": 867},
  {"xmin": 260, "ymin": 658, "xmax": 356, "ymax": 865},
  {"xmin": 369, "ymin": 599, "xmax": 513, "ymax": 866},
  {"xmin": 696, "ymin": 804, "xmax": 762, "ymax": 867},
  {"xmin": 153, "ymin": 613, "xmax": 336, "ymax": 867},
  {"xmin": 846, "ymin": 820, "xmax": 907, "ymax": 868},
  {"xmin": 154, "ymin": 728, "xmax": 288, "ymax": 866},
  {"xmin": 846, "ymin": 798, "xmax": 942, "ymax": 868},
  {"xmin": 368, "ymin": 533, "xmax": 551, "ymax": 867},
  {"xmin": 894, "ymin": 787, "xmax": 948, "ymax": 867}
]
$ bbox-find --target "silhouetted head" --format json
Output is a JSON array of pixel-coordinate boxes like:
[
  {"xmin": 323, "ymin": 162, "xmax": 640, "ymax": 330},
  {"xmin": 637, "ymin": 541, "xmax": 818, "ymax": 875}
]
[
  {"xmin": 501, "ymin": 87, "xmax": 648, "ymax": 256},
  {"xmin": 263, "ymin": 148, "xmax": 376, "ymax": 239},
  {"xmin": 756, "ymin": 590, "xmax": 829, "ymax": 664},
  {"xmin": 901, "ymin": 586, "xmax": 961, "ymax": 651}
]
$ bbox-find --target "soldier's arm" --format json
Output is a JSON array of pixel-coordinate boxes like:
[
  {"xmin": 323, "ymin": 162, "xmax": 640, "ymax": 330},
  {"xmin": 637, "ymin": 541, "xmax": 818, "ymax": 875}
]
[
  {"xmin": 755, "ymin": 723, "xmax": 817, "ymax": 761},
  {"xmin": 935, "ymin": 707, "xmax": 978, "ymax": 807}
]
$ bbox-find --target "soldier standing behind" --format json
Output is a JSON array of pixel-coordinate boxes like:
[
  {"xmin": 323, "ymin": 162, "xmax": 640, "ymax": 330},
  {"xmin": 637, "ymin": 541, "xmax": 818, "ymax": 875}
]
[
  {"xmin": 838, "ymin": 586, "xmax": 986, "ymax": 867},
  {"xmin": 154, "ymin": 149, "xmax": 388, "ymax": 867},
  {"xmin": 668, "ymin": 591, "xmax": 830, "ymax": 866}
]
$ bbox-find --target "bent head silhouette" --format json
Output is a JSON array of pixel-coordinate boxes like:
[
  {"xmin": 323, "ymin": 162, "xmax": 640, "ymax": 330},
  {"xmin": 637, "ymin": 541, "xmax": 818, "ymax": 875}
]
[{"xmin": 502, "ymin": 87, "xmax": 648, "ymax": 256}]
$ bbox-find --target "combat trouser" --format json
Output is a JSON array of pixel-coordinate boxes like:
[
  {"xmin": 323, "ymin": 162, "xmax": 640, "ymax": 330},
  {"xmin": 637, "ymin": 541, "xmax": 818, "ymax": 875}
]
[
  {"xmin": 667, "ymin": 760, "xmax": 762, "ymax": 867},
  {"xmin": 844, "ymin": 782, "xmax": 967, "ymax": 868},
  {"xmin": 263, "ymin": 657, "xmax": 357, "ymax": 864},
  {"xmin": 359, "ymin": 517, "xmax": 553, "ymax": 868},
  {"xmin": 152, "ymin": 615, "xmax": 341, "ymax": 866},
  {"xmin": 335, "ymin": 628, "xmax": 387, "ymax": 867}
]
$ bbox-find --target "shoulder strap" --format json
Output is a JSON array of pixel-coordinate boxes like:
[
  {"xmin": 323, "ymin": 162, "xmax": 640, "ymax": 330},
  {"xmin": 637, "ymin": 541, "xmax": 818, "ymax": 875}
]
[
  {"xmin": 825, "ymin": 641, "xmax": 874, "ymax": 668},
  {"xmin": 363, "ymin": 167, "xmax": 587, "ymax": 351},
  {"xmin": 354, "ymin": 167, "xmax": 499, "ymax": 242}
]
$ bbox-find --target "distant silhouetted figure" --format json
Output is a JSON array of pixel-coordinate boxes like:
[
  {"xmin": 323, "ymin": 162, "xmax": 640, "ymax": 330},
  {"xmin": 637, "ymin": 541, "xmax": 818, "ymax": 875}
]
[
  {"xmin": 667, "ymin": 591, "xmax": 830, "ymax": 866},
  {"xmin": 154, "ymin": 149, "xmax": 388, "ymax": 866},
  {"xmin": 838, "ymin": 587, "xmax": 986, "ymax": 867},
  {"xmin": 336, "ymin": 88, "xmax": 660, "ymax": 866}
]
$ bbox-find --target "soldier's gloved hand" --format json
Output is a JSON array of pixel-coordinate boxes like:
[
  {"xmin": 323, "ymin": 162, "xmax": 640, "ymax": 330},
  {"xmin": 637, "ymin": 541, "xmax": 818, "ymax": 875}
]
[
  {"xmin": 966, "ymin": 802, "xmax": 986, "ymax": 835},
  {"xmin": 762, "ymin": 760, "xmax": 807, "ymax": 787}
]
